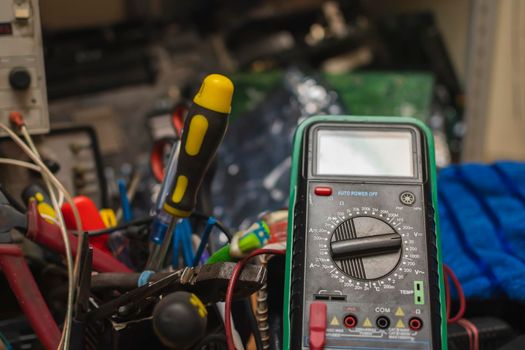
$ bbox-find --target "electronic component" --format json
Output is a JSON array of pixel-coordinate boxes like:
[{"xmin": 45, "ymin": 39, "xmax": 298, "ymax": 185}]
[
  {"xmin": 283, "ymin": 116, "xmax": 446, "ymax": 349},
  {"xmin": 0, "ymin": 0, "xmax": 49, "ymax": 136}
]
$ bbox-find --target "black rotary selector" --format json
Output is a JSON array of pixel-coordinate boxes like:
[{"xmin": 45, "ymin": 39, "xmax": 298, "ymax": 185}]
[{"xmin": 330, "ymin": 216, "xmax": 402, "ymax": 280}]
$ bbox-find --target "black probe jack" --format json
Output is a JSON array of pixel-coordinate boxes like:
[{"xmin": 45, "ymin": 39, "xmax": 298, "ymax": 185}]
[{"xmin": 376, "ymin": 316, "xmax": 390, "ymax": 329}]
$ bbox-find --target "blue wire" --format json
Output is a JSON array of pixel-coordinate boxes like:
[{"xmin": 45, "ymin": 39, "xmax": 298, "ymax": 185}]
[
  {"xmin": 172, "ymin": 219, "xmax": 194, "ymax": 267},
  {"xmin": 0, "ymin": 331, "xmax": 13, "ymax": 350},
  {"xmin": 117, "ymin": 179, "xmax": 132, "ymax": 222},
  {"xmin": 172, "ymin": 220, "xmax": 181, "ymax": 267},
  {"xmin": 192, "ymin": 217, "xmax": 217, "ymax": 267},
  {"xmin": 180, "ymin": 219, "xmax": 194, "ymax": 266}
]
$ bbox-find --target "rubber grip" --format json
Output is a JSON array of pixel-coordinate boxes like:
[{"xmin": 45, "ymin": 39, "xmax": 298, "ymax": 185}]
[{"xmin": 163, "ymin": 104, "xmax": 228, "ymax": 217}]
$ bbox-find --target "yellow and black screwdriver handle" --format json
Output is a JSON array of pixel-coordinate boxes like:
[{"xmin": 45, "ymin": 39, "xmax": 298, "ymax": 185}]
[{"xmin": 162, "ymin": 74, "xmax": 234, "ymax": 218}]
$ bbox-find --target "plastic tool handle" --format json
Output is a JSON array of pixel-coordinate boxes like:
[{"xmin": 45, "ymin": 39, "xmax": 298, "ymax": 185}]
[
  {"xmin": 26, "ymin": 201, "xmax": 132, "ymax": 273},
  {"xmin": 163, "ymin": 74, "xmax": 233, "ymax": 218}
]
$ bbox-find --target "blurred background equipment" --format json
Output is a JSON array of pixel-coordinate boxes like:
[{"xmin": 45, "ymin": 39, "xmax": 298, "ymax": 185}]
[{"xmin": 0, "ymin": 0, "xmax": 49, "ymax": 135}]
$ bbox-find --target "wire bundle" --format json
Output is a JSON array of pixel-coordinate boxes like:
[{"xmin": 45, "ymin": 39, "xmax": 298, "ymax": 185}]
[{"xmin": 0, "ymin": 115, "xmax": 84, "ymax": 350}]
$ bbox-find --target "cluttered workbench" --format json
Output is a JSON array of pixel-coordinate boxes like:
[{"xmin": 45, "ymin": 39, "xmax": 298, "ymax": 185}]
[{"xmin": 1, "ymin": 1, "xmax": 525, "ymax": 350}]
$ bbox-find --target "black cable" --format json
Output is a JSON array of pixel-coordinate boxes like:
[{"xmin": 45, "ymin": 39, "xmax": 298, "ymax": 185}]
[
  {"xmin": 77, "ymin": 212, "xmax": 233, "ymax": 241},
  {"xmin": 214, "ymin": 220, "xmax": 232, "ymax": 242},
  {"xmin": 191, "ymin": 211, "xmax": 233, "ymax": 242},
  {"xmin": 243, "ymin": 298, "xmax": 264, "ymax": 350},
  {"xmin": 77, "ymin": 217, "xmax": 153, "ymax": 236}
]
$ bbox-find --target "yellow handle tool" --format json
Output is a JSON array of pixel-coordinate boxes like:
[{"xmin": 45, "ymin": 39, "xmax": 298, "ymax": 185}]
[
  {"xmin": 163, "ymin": 74, "xmax": 233, "ymax": 217},
  {"xmin": 146, "ymin": 74, "xmax": 234, "ymax": 270}
]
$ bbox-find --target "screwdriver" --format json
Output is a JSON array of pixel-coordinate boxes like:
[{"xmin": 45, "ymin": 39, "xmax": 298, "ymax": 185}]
[{"xmin": 146, "ymin": 74, "xmax": 234, "ymax": 270}]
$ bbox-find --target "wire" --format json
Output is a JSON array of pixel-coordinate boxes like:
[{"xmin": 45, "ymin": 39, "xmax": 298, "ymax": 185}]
[
  {"xmin": 76, "ymin": 212, "xmax": 231, "ymax": 239},
  {"xmin": 0, "ymin": 330, "xmax": 13, "ymax": 350},
  {"xmin": 225, "ymin": 249, "xmax": 286, "ymax": 350},
  {"xmin": 150, "ymin": 138, "xmax": 179, "ymax": 183},
  {"xmin": 457, "ymin": 318, "xmax": 480, "ymax": 350},
  {"xmin": 191, "ymin": 211, "xmax": 232, "ymax": 242},
  {"xmin": 117, "ymin": 179, "xmax": 133, "ymax": 222},
  {"xmin": 0, "ymin": 123, "xmax": 83, "ymax": 233},
  {"xmin": 20, "ymin": 125, "xmax": 74, "ymax": 350},
  {"xmin": 58, "ymin": 189, "xmax": 65, "ymax": 207},
  {"xmin": 0, "ymin": 122, "xmax": 83, "ymax": 350},
  {"xmin": 0, "ymin": 159, "xmax": 152, "ymax": 237},
  {"xmin": 116, "ymin": 170, "xmax": 142, "ymax": 222},
  {"xmin": 192, "ymin": 217, "xmax": 216, "ymax": 267},
  {"xmin": 243, "ymin": 298, "xmax": 264, "ymax": 350},
  {"xmin": 0, "ymin": 157, "xmax": 41, "ymax": 171},
  {"xmin": 151, "ymin": 105, "xmax": 184, "ymax": 183},
  {"xmin": 444, "ymin": 264, "xmax": 466, "ymax": 324},
  {"xmin": 80, "ymin": 217, "xmax": 153, "ymax": 236},
  {"xmin": 214, "ymin": 220, "xmax": 233, "ymax": 242},
  {"xmin": 171, "ymin": 104, "xmax": 186, "ymax": 137},
  {"xmin": 40, "ymin": 213, "xmax": 61, "ymax": 226}
]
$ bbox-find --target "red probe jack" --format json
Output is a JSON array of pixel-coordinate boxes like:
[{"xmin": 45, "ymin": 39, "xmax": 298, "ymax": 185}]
[
  {"xmin": 409, "ymin": 317, "xmax": 423, "ymax": 331},
  {"xmin": 343, "ymin": 314, "xmax": 358, "ymax": 328}
]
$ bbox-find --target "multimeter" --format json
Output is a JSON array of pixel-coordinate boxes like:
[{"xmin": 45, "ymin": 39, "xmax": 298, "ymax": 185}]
[{"xmin": 283, "ymin": 116, "xmax": 446, "ymax": 350}]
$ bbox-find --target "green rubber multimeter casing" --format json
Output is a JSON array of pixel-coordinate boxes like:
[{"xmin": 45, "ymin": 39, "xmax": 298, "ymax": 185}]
[{"xmin": 283, "ymin": 116, "xmax": 447, "ymax": 350}]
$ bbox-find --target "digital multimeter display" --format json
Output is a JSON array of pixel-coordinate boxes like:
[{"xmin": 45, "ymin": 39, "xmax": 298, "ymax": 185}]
[{"xmin": 316, "ymin": 129, "xmax": 414, "ymax": 177}]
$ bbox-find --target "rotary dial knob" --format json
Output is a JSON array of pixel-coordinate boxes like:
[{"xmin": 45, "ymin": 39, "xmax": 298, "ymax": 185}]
[
  {"xmin": 330, "ymin": 216, "xmax": 402, "ymax": 280},
  {"xmin": 9, "ymin": 67, "xmax": 31, "ymax": 90}
]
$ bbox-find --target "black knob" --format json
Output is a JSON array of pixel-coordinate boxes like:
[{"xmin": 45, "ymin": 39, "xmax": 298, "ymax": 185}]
[
  {"xmin": 152, "ymin": 291, "xmax": 207, "ymax": 349},
  {"xmin": 330, "ymin": 217, "xmax": 402, "ymax": 280},
  {"xmin": 9, "ymin": 67, "xmax": 31, "ymax": 90}
]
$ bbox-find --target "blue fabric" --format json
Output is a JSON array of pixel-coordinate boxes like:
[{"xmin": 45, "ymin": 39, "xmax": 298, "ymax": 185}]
[{"xmin": 438, "ymin": 162, "xmax": 525, "ymax": 301}]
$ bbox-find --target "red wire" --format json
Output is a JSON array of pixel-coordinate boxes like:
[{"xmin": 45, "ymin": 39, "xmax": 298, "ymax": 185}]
[
  {"xmin": 171, "ymin": 105, "xmax": 186, "ymax": 137},
  {"xmin": 457, "ymin": 318, "xmax": 479, "ymax": 350},
  {"xmin": 150, "ymin": 139, "xmax": 170, "ymax": 182},
  {"xmin": 150, "ymin": 105, "xmax": 187, "ymax": 182},
  {"xmin": 444, "ymin": 264, "xmax": 466, "ymax": 323},
  {"xmin": 225, "ymin": 249, "xmax": 286, "ymax": 350},
  {"xmin": 445, "ymin": 266, "xmax": 451, "ymax": 321},
  {"xmin": 458, "ymin": 318, "xmax": 474, "ymax": 350}
]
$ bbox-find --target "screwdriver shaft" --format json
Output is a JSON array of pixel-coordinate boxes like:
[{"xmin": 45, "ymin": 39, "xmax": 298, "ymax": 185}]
[{"xmin": 146, "ymin": 218, "xmax": 178, "ymax": 270}]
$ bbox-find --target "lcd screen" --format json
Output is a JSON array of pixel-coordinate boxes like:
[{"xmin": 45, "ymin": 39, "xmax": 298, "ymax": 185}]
[{"xmin": 316, "ymin": 129, "xmax": 414, "ymax": 177}]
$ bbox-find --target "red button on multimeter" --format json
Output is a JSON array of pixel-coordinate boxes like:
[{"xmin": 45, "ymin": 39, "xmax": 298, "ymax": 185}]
[{"xmin": 314, "ymin": 186, "xmax": 332, "ymax": 196}]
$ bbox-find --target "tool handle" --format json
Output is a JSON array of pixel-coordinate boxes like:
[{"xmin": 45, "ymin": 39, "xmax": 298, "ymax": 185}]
[
  {"xmin": 163, "ymin": 96, "xmax": 230, "ymax": 217},
  {"xmin": 26, "ymin": 202, "xmax": 132, "ymax": 273}
]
